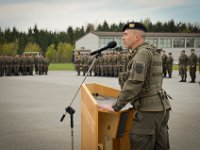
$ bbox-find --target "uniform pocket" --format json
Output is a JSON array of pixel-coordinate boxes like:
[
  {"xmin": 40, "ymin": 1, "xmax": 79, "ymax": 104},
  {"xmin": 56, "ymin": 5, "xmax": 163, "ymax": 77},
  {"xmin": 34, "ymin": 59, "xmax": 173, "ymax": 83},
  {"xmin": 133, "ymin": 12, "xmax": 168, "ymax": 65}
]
[
  {"xmin": 130, "ymin": 129, "xmax": 155, "ymax": 150},
  {"xmin": 134, "ymin": 111, "xmax": 144, "ymax": 122}
]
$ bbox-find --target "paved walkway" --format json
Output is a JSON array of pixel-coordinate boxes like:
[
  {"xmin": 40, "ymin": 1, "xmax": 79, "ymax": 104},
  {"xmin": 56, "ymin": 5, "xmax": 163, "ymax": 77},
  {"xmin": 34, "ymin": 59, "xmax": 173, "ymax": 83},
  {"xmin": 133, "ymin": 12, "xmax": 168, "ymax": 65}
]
[{"xmin": 0, "ymin": 71, "xmax": 200, "ymax": 150}]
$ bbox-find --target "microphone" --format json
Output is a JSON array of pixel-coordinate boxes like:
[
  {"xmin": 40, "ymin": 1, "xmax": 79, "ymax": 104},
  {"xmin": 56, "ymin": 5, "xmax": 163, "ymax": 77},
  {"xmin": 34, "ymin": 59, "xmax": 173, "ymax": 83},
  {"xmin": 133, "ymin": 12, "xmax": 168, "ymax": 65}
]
[{"xmin": 90, "ymin": 41, "xmax": 117, "ymax": 56}]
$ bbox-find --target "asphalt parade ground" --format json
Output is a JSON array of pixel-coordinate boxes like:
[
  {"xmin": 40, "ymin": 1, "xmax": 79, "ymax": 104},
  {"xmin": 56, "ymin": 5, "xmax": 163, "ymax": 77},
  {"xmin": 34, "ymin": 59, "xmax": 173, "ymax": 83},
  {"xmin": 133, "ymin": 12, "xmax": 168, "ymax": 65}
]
[{"xmin": 0, "ymin": 70, "xmax": 200, "ymax": 150}]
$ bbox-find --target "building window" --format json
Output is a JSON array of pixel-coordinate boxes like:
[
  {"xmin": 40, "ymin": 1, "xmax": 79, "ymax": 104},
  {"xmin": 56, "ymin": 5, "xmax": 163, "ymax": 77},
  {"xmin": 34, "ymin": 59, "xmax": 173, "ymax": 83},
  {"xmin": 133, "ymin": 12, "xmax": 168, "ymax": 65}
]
[
  {"xmin": 145, "ymin": 38, "xmax": 158, "ymax": 47},
  {"xmin": 186, "ymin": 38, "xmax": 194, "ymax": 48},
  {"xmin": 115, "ymin": 37, "xmax": 122, "ymax": 47},
  {"xmin": 194, "ymin": 38, "xmax": 200, "ymax": 48},
  {"xmin": 100, "ymin": 37, "xmax": 114, "ymax": 47},
  {"xmin": 173, "ymin": 38, "xmax": 185, "ymax": 48},
  {"xmin": 159, "ymin": 38, "xmax": 172, "ymax": 48}
]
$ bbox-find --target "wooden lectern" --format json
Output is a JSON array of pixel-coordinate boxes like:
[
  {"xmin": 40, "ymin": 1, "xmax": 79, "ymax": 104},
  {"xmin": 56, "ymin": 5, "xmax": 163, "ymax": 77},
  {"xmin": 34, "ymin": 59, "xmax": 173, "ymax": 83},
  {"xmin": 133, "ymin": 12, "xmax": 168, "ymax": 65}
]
[{"xmin": 81, "ymin": 83, "xmax": 136, "ymax": 150}]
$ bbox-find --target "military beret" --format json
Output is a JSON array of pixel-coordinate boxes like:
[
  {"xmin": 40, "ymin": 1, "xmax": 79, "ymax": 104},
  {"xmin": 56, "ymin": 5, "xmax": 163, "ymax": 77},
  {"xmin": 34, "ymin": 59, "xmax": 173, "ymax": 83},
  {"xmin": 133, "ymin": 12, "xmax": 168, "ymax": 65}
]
[{"xmin": 123, "ymin": 22, "xmax": 147, "ymax": 32}]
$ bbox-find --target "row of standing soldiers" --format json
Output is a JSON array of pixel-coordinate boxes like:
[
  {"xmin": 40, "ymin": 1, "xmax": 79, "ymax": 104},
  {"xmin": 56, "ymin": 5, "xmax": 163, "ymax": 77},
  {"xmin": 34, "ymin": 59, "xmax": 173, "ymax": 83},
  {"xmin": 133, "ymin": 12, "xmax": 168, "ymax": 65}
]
[
  {"xmin": 0, "ymin": 54, "xmax": 49, "ymax": 77},
  {"xmin": 177, "ymin": 49, "xmax": 200, "ymax": 83},
  {"xmin": 75, "ymin": 51, "xmax": 130, "ymax": 77}
]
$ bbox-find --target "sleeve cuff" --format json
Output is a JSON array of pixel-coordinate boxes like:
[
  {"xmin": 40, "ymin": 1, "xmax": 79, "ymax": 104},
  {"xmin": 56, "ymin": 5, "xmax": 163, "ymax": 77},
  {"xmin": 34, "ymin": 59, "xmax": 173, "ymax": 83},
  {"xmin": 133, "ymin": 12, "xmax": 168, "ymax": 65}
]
[{"xmin": 112, "ymin": 105, "xmax": 122, "ymax": 112}]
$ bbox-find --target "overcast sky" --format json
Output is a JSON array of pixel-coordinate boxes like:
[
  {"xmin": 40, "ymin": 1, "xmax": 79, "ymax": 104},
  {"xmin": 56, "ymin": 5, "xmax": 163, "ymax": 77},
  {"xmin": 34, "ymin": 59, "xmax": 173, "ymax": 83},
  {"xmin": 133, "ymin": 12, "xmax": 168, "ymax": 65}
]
[{"xmin": 0, "ymin": 0, "xmax": 200, "ymax": 32}]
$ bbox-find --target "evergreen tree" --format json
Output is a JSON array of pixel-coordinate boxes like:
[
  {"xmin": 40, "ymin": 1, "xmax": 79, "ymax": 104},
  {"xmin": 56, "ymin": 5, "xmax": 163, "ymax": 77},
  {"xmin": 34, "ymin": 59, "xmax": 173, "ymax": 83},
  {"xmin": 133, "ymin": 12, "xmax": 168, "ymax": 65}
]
[
  {"xmin": 86, "ymin": 23, "xmax": 95, "ymax": 33},
  {"xmin": 67, "ymin": 26, "xmax": 75, "ymax": 45},
  {"xmin": 102, "ymin": 20, "xmax": 110, "ymax": 31}
]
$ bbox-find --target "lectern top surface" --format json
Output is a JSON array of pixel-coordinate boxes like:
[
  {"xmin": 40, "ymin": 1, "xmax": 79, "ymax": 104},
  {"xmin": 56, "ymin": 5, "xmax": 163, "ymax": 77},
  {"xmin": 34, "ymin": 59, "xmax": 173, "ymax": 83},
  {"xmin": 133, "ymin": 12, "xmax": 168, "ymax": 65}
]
[{"xmin": 92, "ymin": 93, "xmax": 132, "ymax": 111}]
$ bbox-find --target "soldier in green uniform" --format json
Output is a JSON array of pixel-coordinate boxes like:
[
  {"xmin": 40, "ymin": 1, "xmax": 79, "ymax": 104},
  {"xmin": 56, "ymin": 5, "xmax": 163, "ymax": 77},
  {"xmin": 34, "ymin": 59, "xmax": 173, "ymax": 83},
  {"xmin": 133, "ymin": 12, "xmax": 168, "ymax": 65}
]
[
  {"xmin": 188, "ymin": 49, "xmax": 198, "ymax": 83},
  {"xmin": 99, "ymin": 53, "xmax": 105, "ymax": 76},
  {"xmin": 100, "ymin": 22, "xmax": 171, "ymax": 150},
  {"xmin": 43, "ymin": 56, "xmax": 49, "ymax": 75},
  {"xmin": 75, "ymin": 51, "xmax": 81, "ymax": 76},
  {"xmin": 22, "ymin": 54, "xmax": 28, "ymax": 75},
  {"xmin": 178, "ymin": 50, "xmax": 188, "ymax": 82},
  {"xmin": 113, "ymin": 52, "xmax": 118, "ymax": 77},
  {"xmin": 80, "ymin": 54, "xmax": 84, "ymax": 76},
  {"xmin": 0, "ymin": 55, "xmax": 3, "ymax": 76},
  {"xmin": 6, "ymin": 56, "xmax": 12, "ymax": 76},
  {"xmin": 13, "ymin": 55, "xmax": 20, "ymax": 76},
  {"xmin": 117, "ymin": 51, "xmax": 122, "ymax": 75},
  {"xmin": 121, "ymin": 51, "xmax": 127, "ymax": 72},
  {"xmin": 199, "ymin": 55, "xmax": 200, "ymax": 84},
  {"xmin": 93, "ymin": 56, "xmax": 100, "ymax": 76},
  {"xmin": 27, "ymin": 54, "xmax": 34, "ymax": 75},
  {"xmin": 82, "ymin": 53, "xmax": 88, "ymax": 76},
  {"xmin": 87, "ymin": 55, "xmax": 93, "ymax": 76},
  {"xmin": 166, "ymin": 53, "xmax": 174, "ymax": 78},
  {"xmin": 34, "ymin": 54, "xmax": 39, "ymax": 75},
  {"xmin": 161, "ymin": 50, "xmax": 168, "ymax": 77},
  {"xmin": 37, "ymin": 55, "xmax": 44, "ymax": 75},
  {"xmin": 108, "ymin": 52, "xmax": 114, "ymax": 77},
  {"xmin": 104, "ymin": 53, "xmax": 109, "ymax": 76}
]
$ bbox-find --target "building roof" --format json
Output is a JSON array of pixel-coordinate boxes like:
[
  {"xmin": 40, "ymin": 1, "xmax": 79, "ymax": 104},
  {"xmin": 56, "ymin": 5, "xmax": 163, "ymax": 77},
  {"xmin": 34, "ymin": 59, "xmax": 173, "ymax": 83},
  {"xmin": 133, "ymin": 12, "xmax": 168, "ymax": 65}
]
[
  {"xmin": 91, "ymin": 31, "xmax": 200, "ymax": 37},
  {"xmin": 91, "ymin": 31, "xmax": 122, "ymax": 37}
]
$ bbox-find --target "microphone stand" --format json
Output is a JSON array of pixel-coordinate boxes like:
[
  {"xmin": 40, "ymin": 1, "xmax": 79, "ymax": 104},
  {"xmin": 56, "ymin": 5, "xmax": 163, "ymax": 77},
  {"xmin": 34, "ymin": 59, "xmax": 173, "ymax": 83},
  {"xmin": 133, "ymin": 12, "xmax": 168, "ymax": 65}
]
[{"xmin": 60, "ymin": 52, "xmax": 102, "ymax": 150}]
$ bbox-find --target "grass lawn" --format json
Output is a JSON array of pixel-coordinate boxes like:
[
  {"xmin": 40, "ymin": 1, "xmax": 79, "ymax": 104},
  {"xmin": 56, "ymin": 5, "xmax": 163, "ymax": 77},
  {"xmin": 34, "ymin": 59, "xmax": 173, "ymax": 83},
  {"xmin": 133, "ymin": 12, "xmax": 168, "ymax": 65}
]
[
  {"xmin": 48, "ymin": 63, "xmax": 198, "ymax": 71},
  {"xmin": 49, "ymin": 63, "xmax": 75, "ymax": 70},
  {"xmin": 173, "ymin": 64, "xmax": 199, "ymax": 71}
]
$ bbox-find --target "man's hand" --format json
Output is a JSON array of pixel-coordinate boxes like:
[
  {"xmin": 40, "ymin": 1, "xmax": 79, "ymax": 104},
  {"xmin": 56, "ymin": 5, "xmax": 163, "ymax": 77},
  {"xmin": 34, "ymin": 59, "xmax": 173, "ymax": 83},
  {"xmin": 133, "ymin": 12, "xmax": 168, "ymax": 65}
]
[{"xmin": 99, "ymin": 104, "xmax": 114, "ymax": 112}]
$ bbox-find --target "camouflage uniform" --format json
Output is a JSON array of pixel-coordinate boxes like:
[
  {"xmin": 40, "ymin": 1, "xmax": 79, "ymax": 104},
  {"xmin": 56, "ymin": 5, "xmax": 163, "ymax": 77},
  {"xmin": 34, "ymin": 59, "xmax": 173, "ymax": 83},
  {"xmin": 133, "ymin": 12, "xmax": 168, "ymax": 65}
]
[
  {"xmin": 99, "ymin": 54, "xmax": 105, "ymax": 76},
  {"xmin": 27, "ymin": 55, "xmax": 34, "ymax": 75},
  {"xmin": 117, "ymin": 52, "xmax": 122, "ymax": 75},
  {"xmin": 43, "ymin": 56, "xmax": 49, "ymax": 75},
  {"xmin": 178, "ymin": 51, "xmax": 188, "ymax": 82},
  {"xmin": 6, "ymin": 56, "xmax": 12, "ymax": 76},
  {"xmin": 37, "ymin": 56, "xmax": 44, "ymax": 75},
  {"xmin": 13, "ymin": 55, "xmax": 20, "ymax": 76},
  {"xmin": 188, "ymin": 50, "xmax": 198, "ymax": 83},
  {"xmin": 93, "ymin": 56, "xmax": 100, "ymax": 76},
  {"xmin": 82, "ymin": 54, "xmax": 89, "ymax": 76},
  {"xmin": 87, "ymin": 55, "xmax": 93, "ymax": 76},
  {"xmin": 108, "ymin": 53, "xmax": 114, "ymax": 77},
  {"xmin": 34, "ymin": 55, "xmax": 39, "ymax": 74},
  {"xmin": 75, "ymin": 54, "xmax": 81, "ymax": 76},
  {"xmin": 161, "ymin": 51, "xmax": 168, "ymax": 77},
  {"xmin": 80, "ymin": 54, "xmax": 84, "ymax": 75},
  {"xmin": 113, "ymin": 52, "xmax": 118, "ymax": 77},
  {"xmin": 113, "ymin": 43, "xmax": 171, "ymax": 150},
  {"xmin": 121, "ymin": 52, "xmax": 128, "ymax": 72},
  {"xmin": 0, "ymin": 56, "xmax": 3, "ymax": 76},
  {"xmin": 199, "ymin": 55, "xmax": 200, "ymax": 84},
  {"xmin": 104, "ymin": 53, "xmax": 109, "ymax": 76},
  {"xmin": 166, "ymin": 53, "xmax": 174, "ymax": 78},
  {"xmin": 22, "ymin": 55, "xmax": 29, "ymax": 75}
]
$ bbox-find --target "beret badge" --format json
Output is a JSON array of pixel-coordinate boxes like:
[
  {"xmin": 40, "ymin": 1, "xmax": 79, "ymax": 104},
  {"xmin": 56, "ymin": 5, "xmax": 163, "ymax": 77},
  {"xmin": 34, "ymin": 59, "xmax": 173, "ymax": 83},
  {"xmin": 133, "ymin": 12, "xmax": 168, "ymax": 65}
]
[{"xmin": 129, "ymin": 23, "xmax": 135, "ymax": 28}]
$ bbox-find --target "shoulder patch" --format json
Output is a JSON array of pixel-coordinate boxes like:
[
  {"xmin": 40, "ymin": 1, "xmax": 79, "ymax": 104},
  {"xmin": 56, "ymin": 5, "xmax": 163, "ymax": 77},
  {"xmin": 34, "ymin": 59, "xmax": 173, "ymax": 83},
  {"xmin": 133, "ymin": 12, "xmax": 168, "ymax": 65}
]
[{"xmin": 135, "ymin": 63, "xmax": 145, "ymax": 74}]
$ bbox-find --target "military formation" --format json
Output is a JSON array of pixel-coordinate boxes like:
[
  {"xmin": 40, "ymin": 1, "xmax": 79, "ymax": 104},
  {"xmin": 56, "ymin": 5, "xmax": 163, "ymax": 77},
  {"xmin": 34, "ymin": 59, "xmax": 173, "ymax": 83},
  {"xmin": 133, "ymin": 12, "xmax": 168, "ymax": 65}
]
[
  {"xmin": 75, "ymin": 48, "xmax": 200, "ymax": 84},
  {"xmin": 0, "ymin": 54, "xmax": 49, "ymax": 77},
  {"xmin": 75, "ymin": 51, "xmax": 130, "ymax": 77}
]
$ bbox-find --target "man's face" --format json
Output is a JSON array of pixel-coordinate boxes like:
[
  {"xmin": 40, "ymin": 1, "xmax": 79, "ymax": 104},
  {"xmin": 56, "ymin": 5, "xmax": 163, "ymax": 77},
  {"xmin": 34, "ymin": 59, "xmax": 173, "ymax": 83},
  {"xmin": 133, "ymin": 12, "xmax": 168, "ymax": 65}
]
[{"xmin": 122, "ymin": 30, "xmax": 136, "ymax": 49}]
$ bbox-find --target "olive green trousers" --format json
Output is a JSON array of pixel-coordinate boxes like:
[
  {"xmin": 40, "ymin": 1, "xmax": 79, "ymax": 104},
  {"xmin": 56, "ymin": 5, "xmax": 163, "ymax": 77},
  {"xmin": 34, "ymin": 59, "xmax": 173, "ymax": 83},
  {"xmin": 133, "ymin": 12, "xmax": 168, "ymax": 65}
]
[{"xmin": 130, "ymin": 110, "xmax": 170, "ymax": 150}]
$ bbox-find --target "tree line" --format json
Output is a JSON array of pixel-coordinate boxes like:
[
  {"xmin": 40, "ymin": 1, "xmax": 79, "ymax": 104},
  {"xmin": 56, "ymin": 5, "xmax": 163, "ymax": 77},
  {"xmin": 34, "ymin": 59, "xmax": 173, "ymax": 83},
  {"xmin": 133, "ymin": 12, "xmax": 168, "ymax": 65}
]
[{"xmin": 0, "ymin": 18, "xmax": 199, "ymax": 63}]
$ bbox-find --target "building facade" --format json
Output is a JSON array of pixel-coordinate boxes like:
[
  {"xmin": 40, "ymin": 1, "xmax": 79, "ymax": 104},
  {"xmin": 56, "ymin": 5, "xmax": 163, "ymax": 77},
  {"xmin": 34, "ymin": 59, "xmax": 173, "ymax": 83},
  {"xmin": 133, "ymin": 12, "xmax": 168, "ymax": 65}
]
[{"xmin": 75, "ymin": 32, "xmax": 200, "ymax": 62}]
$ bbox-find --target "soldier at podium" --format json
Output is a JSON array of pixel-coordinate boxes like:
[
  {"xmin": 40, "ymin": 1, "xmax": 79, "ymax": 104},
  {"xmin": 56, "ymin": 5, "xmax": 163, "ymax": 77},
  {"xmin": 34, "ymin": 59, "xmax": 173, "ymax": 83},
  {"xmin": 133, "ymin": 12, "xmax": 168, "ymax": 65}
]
[{"xmin": 100, "ymin": 22, "xmax": 172, "ymax": 150}]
